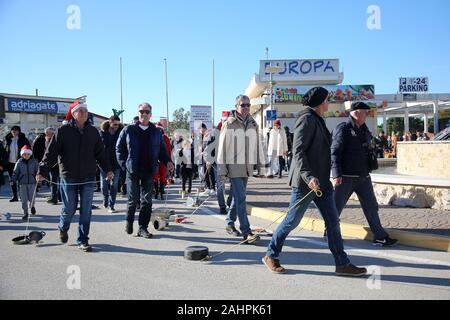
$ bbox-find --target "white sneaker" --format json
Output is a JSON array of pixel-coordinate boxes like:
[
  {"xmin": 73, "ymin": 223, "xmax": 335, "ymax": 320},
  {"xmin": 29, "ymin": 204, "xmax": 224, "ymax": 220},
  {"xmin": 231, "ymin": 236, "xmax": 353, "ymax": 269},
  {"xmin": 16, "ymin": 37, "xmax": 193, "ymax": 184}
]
[
  {"xmin": 208, "ymin": 190, "xmax": 217, "ymax": 196},
  {"xmin": 181, "ymin": 191, "xmax": 186, "ymax": 199},
  {"xmin": 108, "ymin": 207, "xmax": 116, "ymax": 213}
]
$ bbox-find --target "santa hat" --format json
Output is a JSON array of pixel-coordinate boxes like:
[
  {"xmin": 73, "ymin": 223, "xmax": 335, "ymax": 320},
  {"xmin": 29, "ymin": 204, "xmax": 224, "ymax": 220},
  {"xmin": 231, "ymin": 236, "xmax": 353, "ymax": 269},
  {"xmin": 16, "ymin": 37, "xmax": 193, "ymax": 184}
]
[
  {"xmin": 20, "ymin": 145, "xmax": 32, "ymax": 156},
  {"xmin": 155, "ymin": 121, "xmax": 164, "ymax": 128},
  {"xmin": 221, "ymin": 111, "xmax": 230, "ymax": 121},
  {"xmin": 65, "ymin": 101, "xmax": 88, "ymax": 121}
]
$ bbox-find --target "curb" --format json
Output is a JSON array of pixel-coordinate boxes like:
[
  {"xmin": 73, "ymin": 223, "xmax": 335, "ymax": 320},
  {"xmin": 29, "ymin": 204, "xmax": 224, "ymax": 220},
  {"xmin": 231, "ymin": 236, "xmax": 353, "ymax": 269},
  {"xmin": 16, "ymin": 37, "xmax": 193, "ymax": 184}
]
[{"xmin": 248, "ymin": 205, "xmax": 450, "ymax": 252}]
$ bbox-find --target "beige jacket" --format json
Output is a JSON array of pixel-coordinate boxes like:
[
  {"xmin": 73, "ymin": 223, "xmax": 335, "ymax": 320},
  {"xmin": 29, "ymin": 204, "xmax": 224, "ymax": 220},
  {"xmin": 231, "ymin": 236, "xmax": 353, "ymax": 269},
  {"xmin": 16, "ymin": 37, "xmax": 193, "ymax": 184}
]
[{"xmin": 217, "ymin": 111, "xmax": 263, "ymax": 178}]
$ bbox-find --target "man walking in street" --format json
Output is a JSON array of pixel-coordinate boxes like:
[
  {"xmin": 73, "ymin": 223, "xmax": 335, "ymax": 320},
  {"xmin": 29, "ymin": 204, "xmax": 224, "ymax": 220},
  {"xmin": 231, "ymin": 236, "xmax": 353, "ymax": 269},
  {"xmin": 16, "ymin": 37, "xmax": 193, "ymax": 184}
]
[
  {"xmin": 116, "ymin": 103, "xmax": 174, "ymax": 239},
  {"xmin": 37, "ymin": 101, "xmax": 113, "ymax": 252},
  {"xmin": 262, "ymin": 87, "xmax": 367, "ymax": 276},
  {"xmin": 100, "ymin": 115, "xmax": 124, "ymax": 212},
  {"xmin": 217, "ymin": 95, "xmax": 263, "ymax": 244},
  {"xmin": 331, "ymin": 102, "xmax": 398, "ymax": 247}
]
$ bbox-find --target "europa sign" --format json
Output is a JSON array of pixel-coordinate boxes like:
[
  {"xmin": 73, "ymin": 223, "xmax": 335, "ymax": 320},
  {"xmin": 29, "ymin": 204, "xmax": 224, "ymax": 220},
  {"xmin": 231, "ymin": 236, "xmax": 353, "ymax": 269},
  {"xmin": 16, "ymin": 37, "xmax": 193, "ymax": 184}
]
[
  {"xmin": 399, "ymin": 77, "xmax": 429, "ymax": 93},
  {"xmin": 260, "ymin": 59, "xmax": 339, "ymax": 82}
]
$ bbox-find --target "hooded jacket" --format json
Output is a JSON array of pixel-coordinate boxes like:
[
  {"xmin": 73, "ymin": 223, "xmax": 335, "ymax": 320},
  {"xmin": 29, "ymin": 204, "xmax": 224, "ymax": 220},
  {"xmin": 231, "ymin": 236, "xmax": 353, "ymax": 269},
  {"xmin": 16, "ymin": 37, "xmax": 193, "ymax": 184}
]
[
  {"xmin": 217, "ymin": 110, "xmax": 264, "ymax": 178},
  {"xmin": 12, "ymin": 157, "xmax": 39, "ymax": 185}
]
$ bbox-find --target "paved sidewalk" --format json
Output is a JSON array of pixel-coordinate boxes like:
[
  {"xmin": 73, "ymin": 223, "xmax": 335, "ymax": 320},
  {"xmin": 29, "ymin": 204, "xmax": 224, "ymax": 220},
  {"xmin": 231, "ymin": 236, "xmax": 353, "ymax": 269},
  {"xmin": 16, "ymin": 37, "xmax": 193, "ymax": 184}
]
[{"xmin": 245, "ymin": 176, "xmax": 450, "ymax": 237}]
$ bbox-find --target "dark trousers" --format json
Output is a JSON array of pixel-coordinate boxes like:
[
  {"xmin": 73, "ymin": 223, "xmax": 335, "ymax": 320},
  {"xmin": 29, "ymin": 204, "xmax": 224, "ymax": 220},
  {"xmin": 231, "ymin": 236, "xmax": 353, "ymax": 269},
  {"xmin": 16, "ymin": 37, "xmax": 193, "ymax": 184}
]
[
  {"xmin": 7, "ymin": 162, "xmax": 18, "ymax": 198},
  {"xmin": 204, "ymin": 166, "xmax": 216, "ymax": 191},
  {"xmin": 278, "ymin": 156, "xmax": 286, "ymax": 175},
  {"xmin": 126, "ymin": 171, "xmax": 154, "ymax": 230},
  {"xmin": 181, "ymin": 167, "xmax": 193, "ymax": 193},
  {"xmin": 334, "ymin": 176, "xmax": 388, "ymax": 240}
]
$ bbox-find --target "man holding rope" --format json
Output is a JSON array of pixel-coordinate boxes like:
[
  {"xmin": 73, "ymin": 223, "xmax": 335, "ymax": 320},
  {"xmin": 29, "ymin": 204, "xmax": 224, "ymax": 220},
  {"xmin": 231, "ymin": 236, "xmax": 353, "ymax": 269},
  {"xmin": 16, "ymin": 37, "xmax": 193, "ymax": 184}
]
[
  {"xmin": 262, "ymin": 87, "xmax": 367, "ymax": 277},
  {"xmin": 37, "ymin": 102, "xmax": 113, "ymax": 252}
]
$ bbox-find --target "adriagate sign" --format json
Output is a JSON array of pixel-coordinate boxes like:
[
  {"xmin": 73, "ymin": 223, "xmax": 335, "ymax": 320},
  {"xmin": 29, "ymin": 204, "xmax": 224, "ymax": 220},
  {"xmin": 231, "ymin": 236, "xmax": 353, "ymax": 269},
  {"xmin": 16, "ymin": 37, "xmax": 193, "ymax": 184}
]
[
  {"xmin": 399, "ymin": 77, "xmax": 429, "ymax": 93},
  {"xmin": 260, "ymin": 59, "xmax": 339, "ymax": 82},
  {"xmin": 7, "ymin": 98, "xmax": 70, "ymax": 114}
]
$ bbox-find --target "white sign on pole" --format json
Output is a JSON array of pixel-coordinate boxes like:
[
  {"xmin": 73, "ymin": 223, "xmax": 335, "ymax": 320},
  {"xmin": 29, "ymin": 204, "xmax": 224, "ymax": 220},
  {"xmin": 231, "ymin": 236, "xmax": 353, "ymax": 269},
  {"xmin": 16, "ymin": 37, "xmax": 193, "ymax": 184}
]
[
  {"xmin": 399, "ymin": 77, "xmax": 429, "ymax": 93},
  {"xmin": 190, "ymin": 105, "xmax": 212, "ymax": 133}
]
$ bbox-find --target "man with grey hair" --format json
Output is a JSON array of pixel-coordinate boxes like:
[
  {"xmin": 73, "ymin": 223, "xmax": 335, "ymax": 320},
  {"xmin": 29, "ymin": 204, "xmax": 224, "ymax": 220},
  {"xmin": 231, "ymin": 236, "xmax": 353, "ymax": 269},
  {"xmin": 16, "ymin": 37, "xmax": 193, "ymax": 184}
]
[
  {"xmin": 117, "ymin": 102, "xmax": 174, "ymax": 238},
  {"xmin": 217, "ymin": 95, "xmax": 263, "ymax": 244}
]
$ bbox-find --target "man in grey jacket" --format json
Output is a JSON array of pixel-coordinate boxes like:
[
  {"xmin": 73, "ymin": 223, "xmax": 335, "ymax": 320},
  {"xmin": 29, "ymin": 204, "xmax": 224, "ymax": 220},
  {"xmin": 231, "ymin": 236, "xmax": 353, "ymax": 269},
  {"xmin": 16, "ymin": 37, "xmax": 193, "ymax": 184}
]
[
  {"xmin": 263, "ymin": 87, "xmax": 367, "ymax": 277},
  {"xmin": 217, "ymin": 95, "xmax": 264, "ymax": 244}
]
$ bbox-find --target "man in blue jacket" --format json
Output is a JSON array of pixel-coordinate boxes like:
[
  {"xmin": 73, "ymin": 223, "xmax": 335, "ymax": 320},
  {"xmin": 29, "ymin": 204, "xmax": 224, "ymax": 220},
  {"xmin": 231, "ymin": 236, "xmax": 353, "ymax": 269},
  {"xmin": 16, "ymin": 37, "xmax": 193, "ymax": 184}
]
[
  {"xmin": 116, "ymin": 103, "xmax": 174, "ymax": 238},
  {"xmin": 331, "ymin": 102, "xmax": 397, "ymax": 247}
]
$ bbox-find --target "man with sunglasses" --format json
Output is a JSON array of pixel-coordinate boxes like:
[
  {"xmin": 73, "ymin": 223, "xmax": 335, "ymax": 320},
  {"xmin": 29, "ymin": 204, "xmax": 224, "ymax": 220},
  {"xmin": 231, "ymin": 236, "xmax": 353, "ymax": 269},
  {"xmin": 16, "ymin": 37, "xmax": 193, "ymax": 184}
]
[
  {"xmin": 116, "ymin": 103, "xmax": 174, "ymax": 238},
  {"xmin": 217, "ymin": 95, "xmax": 263, "ymax": 244}
]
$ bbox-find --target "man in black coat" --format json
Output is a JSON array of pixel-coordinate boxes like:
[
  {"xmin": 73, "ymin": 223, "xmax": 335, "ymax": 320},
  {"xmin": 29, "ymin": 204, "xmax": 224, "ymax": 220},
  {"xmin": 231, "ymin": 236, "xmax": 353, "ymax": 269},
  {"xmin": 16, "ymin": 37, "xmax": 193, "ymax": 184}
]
[
  {"xmin": 5, "ymin": 126, "xmax": 30, "ymax": 202},
  {"xmin": 263, "ymin": 87, "xmax": 367, "ymax": 277},
  {"xmin": 331, "ymin": 102, "xmax": 397, "ymax": 247},
  {"xmin": 37, "ymin": 102, "xmax": 113, "ymax": 252},
  {"xmin": 100, "ymin": 115, "xmax": 123, "ymax": 212}
]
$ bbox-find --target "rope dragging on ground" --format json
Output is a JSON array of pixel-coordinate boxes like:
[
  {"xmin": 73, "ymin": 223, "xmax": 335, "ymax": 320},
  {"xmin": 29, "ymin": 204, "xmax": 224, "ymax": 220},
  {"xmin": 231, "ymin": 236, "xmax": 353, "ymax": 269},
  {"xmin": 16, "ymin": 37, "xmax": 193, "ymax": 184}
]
[{"xmin": 201, "ymin": 188, "xmax": 323, "ymax": 262}]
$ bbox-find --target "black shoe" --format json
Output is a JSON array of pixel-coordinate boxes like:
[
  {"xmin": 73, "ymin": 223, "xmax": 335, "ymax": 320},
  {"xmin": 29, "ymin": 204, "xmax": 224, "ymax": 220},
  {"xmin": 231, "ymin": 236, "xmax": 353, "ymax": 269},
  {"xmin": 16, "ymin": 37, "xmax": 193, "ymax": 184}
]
[
  {"xmin": 125, "ymin": 221, "xmax": 133, "ymax": 235},
  {"xmin": 226, "ymin": 225, "xmax": 241, "ymax": 236},
  {"xmin": 31, "ymin": 207, "xmax": 36, "ymax": 215},
  {"xmin": 137, "ymin": 228, "xmax": 153, "ymax": 239},
  {"xmin": 22, "ymin": 214, "xmax": 28, "ymax": 221},
  {"xmin": 9, "ymin": 197, "xmax": 18, "ymax": 202},
  {"xmin": 219, "ymin": 207, "xmax": 227, "ymax": 215},
  {"xmin": 373, "ymin": 236, "xmax": 398, "ymax": 247},
  {"xmin": 243, "ymin": 233, "xmax": 260, "ymax": 244},
  {"xmin": 47, "ymin": 198, "xmax": 58, "ymax": 205},
  {"xmin": 78, "ymin": 242, "xmax": 92, "ymax": 252},
  {"xmin": 60, "ymin": 230, "xmax": 69, "ymax": 244}
]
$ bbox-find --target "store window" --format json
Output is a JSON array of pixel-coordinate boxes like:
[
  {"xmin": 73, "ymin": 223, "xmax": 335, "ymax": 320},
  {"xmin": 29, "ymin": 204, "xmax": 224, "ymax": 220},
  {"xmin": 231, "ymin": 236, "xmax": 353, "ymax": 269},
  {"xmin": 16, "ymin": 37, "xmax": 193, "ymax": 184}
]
[{"xmin": 0, "ymin": 113, "xmax": 21, "ymax": 142}]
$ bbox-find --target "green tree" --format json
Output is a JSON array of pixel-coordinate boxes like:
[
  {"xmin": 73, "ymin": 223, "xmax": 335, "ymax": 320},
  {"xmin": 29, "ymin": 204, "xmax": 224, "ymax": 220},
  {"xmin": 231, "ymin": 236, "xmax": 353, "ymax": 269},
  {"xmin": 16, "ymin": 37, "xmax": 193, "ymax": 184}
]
[{"xmin": 168, "ymin": 107, "xmax": 190, "ymax": 134}]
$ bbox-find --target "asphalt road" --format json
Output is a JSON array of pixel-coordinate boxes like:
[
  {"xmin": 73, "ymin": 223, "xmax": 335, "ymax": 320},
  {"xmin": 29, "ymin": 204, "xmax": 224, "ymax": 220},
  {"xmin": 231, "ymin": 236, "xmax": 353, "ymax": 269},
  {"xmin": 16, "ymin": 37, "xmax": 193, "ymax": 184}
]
[{"xmin": 1, "ymin": 183, "xmax": 449, "ymax": 300}]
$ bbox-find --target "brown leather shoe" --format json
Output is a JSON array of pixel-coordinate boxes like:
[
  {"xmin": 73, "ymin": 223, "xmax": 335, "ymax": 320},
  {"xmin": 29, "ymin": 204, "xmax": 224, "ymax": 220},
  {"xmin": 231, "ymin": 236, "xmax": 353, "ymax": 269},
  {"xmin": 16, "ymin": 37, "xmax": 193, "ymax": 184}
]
[
  {"xmin": 262, "ymin": 256, "xmax": 286, "ymax": 274},
  {"xmin": 335, "ymin": 264, "xmax": 367, "ymax": 277}
]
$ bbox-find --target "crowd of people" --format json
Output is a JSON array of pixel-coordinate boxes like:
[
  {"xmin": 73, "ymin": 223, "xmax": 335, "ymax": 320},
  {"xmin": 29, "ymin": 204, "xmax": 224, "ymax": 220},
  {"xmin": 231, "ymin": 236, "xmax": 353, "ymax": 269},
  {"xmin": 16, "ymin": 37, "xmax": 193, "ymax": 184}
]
[{"xmin": 1, "ymin": 87, "xmax": 409, "ymax": 275}]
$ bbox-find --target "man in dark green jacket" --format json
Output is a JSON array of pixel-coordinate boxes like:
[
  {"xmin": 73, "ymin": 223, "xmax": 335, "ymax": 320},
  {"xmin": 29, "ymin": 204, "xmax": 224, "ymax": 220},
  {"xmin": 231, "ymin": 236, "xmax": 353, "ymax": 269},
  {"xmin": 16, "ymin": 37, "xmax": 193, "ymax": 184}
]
[{"xmin": 263, "ymin": 87, "xmax": 367, "ymax": 277}]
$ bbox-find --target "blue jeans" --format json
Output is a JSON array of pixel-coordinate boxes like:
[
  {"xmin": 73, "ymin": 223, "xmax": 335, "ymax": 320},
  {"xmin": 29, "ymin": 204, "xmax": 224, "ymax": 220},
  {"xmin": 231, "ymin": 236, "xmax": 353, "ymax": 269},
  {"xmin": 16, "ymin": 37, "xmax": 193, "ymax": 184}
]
[
  {"xmin": 266, "ymin": 187, "xmax": 350, "ymax": 267},
  {"xmin": 100, "ymin": 168, "xmax": 121, "ymax": 208},
  {"xmin": 59, "ymin": 176, "xmax": 96, "ymax": 245},
  {"xmin": 334, "ymin": 176, "xmax": 388, "ymax": 240},
  {"xmin": 214, "ymin": 164, "xmax": 226, "ymax": 209},
  {"xmin": 126, "ymin": 170, "xmax": 153, "ymax": 229},
  {"xmin": 225, "ymin": 177, "xmax": 251, "ymax": 236}
]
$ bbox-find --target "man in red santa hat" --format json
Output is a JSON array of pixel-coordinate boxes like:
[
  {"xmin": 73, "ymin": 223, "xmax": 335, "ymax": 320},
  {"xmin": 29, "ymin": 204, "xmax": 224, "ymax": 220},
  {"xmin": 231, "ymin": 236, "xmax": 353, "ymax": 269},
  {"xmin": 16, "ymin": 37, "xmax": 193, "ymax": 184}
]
[{"xmin": 37, "ymin": 101, "xmax": 113, "ymax": 252}]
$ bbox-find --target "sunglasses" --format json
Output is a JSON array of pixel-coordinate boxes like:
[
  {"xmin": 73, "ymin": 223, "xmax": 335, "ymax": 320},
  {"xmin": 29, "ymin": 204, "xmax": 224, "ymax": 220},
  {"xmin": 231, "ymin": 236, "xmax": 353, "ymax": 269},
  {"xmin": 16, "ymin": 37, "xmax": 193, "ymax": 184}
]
[
  {"xmin": 139, "ymin": 110, "xmax": 151, "ymax": 114},
  {"xmin": 239, "ymin": 103, "xmax": 251, "ymax": 108}
]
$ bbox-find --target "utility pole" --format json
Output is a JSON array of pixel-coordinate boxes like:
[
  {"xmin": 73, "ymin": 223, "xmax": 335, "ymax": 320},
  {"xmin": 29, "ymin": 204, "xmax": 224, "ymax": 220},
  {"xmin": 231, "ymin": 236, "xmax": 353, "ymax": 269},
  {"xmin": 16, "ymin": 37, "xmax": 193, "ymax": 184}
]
[
  {"xmin": 164, "ymin": 58, "xmax": 169, "ymax": 123},
  {"xmin": 120, "ymin": 57, "xmax": 124, "ymax": 123},
  {"xmin": 212, "ymin": 59, "xmax": 215, "ymax": 126}
]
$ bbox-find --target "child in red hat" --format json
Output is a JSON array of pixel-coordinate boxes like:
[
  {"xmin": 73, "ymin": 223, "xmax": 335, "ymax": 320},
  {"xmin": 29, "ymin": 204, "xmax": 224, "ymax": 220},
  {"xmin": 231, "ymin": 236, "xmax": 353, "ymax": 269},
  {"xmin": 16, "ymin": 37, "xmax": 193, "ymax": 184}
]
[{"xmin": 12, "ymin": 146, "xmax": 39, "ymax": 220}]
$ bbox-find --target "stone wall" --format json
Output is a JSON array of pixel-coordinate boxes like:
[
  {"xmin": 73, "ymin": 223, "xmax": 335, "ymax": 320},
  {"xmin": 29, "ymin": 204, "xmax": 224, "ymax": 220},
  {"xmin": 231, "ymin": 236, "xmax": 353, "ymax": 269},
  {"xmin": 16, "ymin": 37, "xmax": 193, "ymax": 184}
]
[
  {"xmin": 397, "ymin": 141, "xmax": 450, "ymax": 178},
  {"xmin": 351, "ymin": 184, "xmax": 450, "ymax": 211}
]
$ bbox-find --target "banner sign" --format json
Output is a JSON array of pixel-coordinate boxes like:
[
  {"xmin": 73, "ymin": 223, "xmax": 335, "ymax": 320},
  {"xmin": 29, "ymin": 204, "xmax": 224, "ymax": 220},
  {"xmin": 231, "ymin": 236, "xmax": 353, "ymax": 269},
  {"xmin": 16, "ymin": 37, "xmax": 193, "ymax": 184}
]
[
  {"xmin": 266, "ymin": 110, "xmax": 278, "ymax": 121},
  {"xmin": 7, "ymin": 98, "xmax": 70, "ymax": 114},
  {"xmin": 260, "ymin": 59, "xmax": 340, "ymax": 82},
  {"xmin": 274, "ymin": 85, "xmax": 375, "ymax": 104}
]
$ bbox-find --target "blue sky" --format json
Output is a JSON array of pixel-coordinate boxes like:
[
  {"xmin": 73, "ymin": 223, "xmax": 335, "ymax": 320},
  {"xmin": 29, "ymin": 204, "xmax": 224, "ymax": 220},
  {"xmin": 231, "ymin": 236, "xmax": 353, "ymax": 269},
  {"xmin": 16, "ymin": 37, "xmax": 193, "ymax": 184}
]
[{"xmin": 0, "ymin": 0, "xmax": 449, "ymax": 124}]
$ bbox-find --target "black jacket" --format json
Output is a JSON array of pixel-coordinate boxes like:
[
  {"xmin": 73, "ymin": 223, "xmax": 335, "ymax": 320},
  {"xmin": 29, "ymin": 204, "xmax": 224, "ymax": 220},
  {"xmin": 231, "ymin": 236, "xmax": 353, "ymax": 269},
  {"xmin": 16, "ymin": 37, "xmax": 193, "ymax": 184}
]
[
  {"xmin": 0, "ymin": 141, "xmax": 8, "ymax": 185},
  {"xmin": 331, "ymin": 116, "xmax": 372, "ymax": 178},
  {"xmin": 32, "ymin": 133, "xmax": 46, "ymax": 163},
  {"xmin": 288, "ymin": 108, "xmax": 332, "ymax": 193},
  {"xmin": 5, "ymin": 132, "xmax": 30, "ymax": 163},
  {"xmin": 39, "ymin": 121, "xmax": 110, "ymax": 179},
  {"xmin": 100, "ymin": 121, "xmax": 123, "ymax": 170}
]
